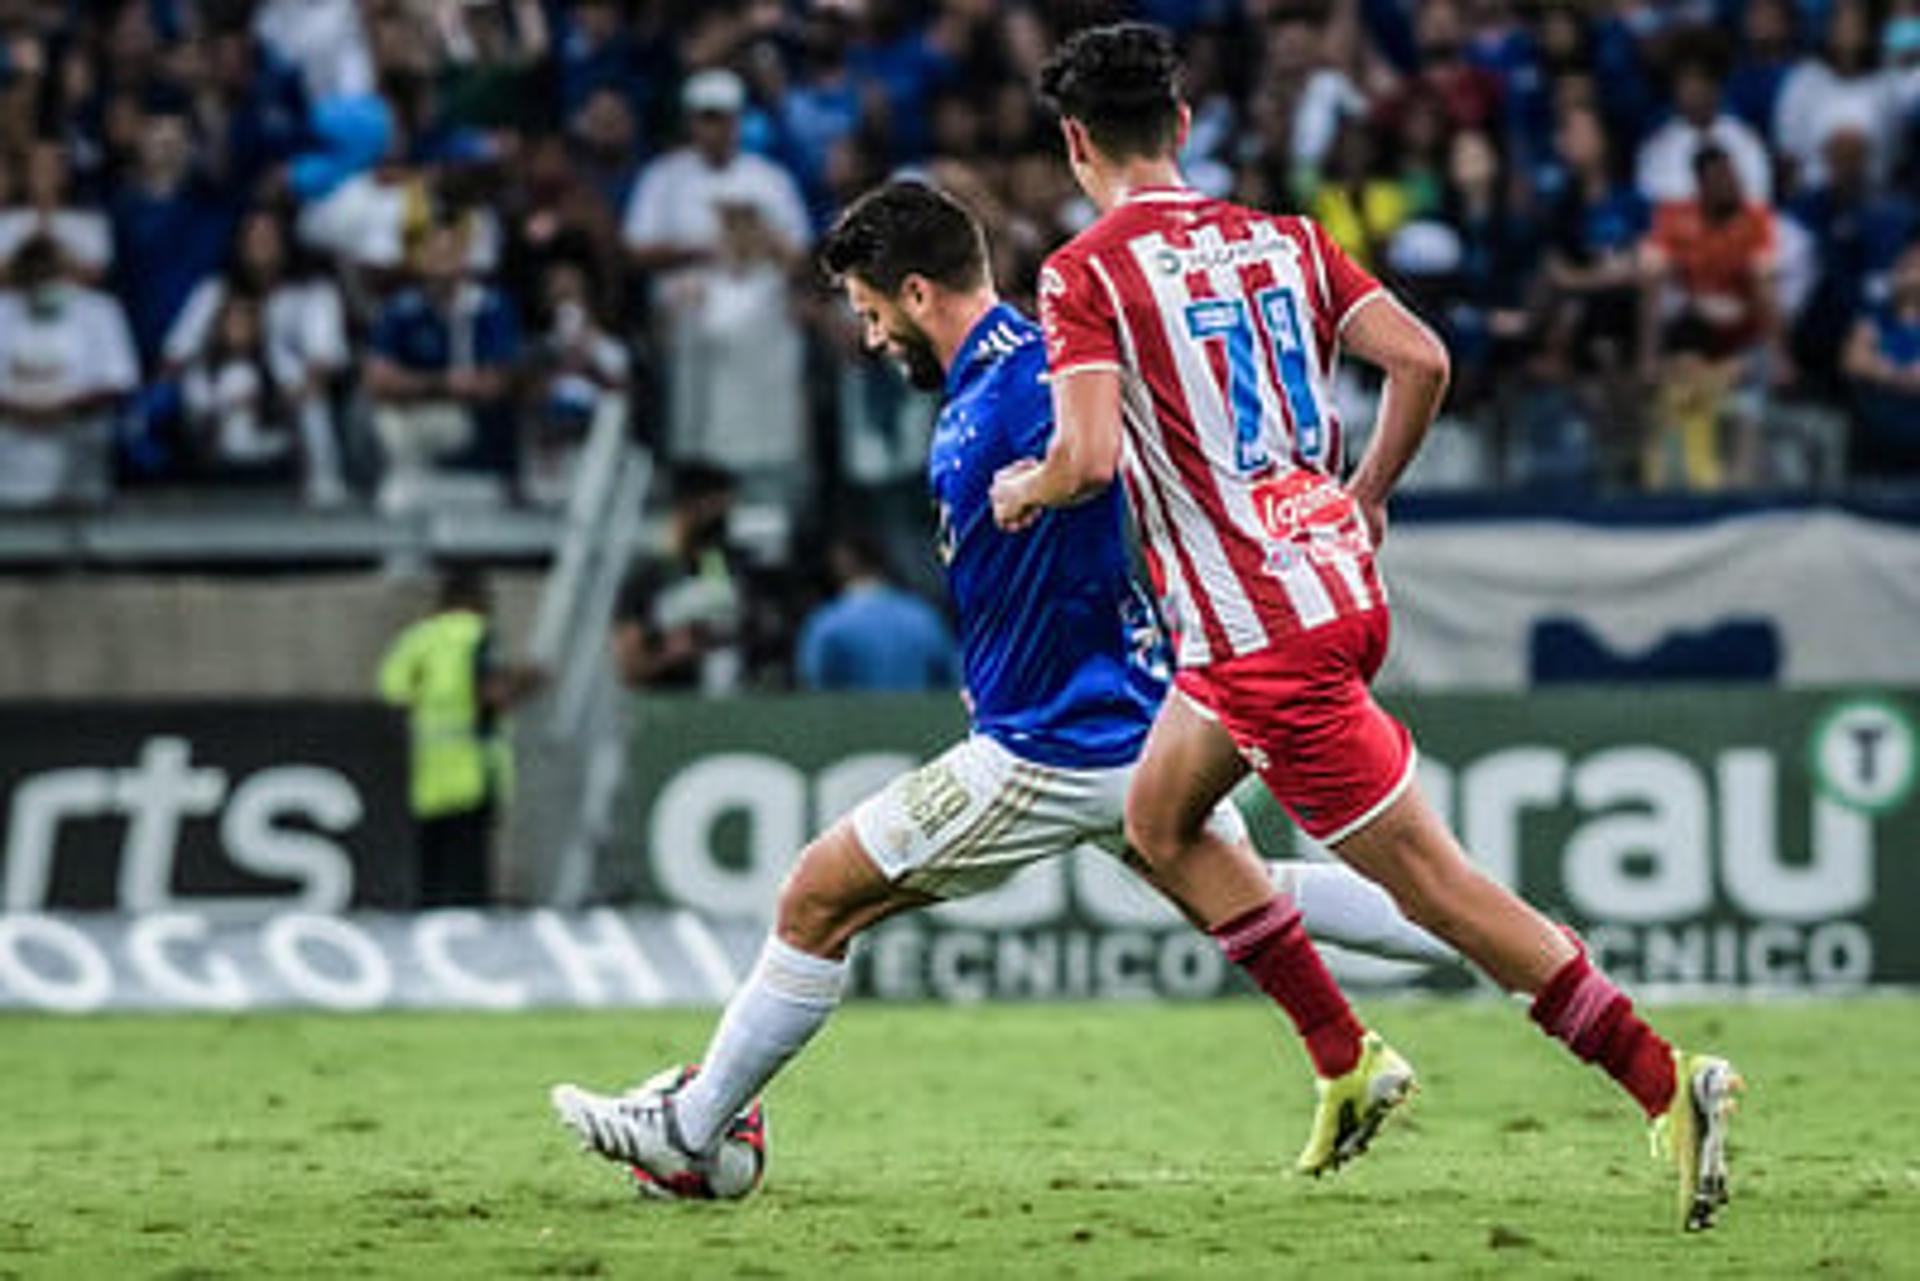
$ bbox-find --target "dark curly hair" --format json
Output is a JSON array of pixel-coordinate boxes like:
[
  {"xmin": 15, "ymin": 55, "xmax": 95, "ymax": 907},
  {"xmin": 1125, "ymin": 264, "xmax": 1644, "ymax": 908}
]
[
  {"xmin": 818, "ymin": 180, "xmax": 988, "ymax": 294},
  {"xmin": 1037, "ymin": 22, "xmax": 1184, "ymax": 161}
]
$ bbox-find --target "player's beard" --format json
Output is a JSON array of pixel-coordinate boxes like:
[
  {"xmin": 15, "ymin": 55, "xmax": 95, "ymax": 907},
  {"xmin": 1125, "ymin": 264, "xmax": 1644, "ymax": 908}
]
[{"xmin": 887, "ymin": 324, "xmax": 945, "ymax": 391}]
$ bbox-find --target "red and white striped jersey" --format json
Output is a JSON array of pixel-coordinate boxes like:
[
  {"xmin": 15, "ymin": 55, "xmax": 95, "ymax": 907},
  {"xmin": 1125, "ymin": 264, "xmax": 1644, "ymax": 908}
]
[{"xmin": 1038, "ymin": 186, "xmax": 1388, "ymax": 669}]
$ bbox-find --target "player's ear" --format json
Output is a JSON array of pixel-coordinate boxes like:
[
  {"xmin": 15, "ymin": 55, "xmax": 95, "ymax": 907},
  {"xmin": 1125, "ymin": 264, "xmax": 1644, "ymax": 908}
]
[
  {"xmin": 1061, "ymin": 118, "xmax": 1090, "ymax": 168},
  {"xmin": 1173, "ymin": 102, "xmax": 1191, "ymax": 153},
  {"xmin": 900, "ymin": 273, "xmax": 929, "ymax": 315}
]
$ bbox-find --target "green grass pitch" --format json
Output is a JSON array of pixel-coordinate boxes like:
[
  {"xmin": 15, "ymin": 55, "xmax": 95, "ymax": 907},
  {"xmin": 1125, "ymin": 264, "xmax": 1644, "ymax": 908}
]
[{"xmin": 2, "ymin": 998, "xmax": 1915, "ymax": 1278}]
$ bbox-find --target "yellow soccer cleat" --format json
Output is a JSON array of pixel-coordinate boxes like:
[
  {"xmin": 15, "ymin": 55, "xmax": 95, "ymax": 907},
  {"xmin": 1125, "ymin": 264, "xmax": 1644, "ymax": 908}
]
[
  {"xmin": 1651, "ymin": 1050, "xmax": 1745, "ymax": 1231},
  {"xmin": 1295, "ymin": 1031, "xmax": 1417, "ymax": 1176}
]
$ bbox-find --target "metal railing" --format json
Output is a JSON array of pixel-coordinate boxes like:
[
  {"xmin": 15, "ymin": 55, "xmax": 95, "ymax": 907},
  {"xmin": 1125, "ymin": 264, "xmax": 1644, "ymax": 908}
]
[{"xmin": 508, "ymin": 398, "xmax": 650, "ymax": 905}]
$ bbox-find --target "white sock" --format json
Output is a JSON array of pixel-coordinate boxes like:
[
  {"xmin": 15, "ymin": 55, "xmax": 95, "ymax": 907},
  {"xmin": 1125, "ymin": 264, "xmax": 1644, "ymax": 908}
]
[
  {"xmin": 1277, "ymin": 861, "xmax": 1456, "ymax": 965},
  {"xmin": 673, "ymin": 935, "xmax": 846, "ymax": 1153}
]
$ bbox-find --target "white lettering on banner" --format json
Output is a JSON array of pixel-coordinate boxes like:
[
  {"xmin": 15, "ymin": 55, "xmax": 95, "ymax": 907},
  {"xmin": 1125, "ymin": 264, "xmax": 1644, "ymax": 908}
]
[
  {"xmin": 1641, "ymin": 924, "xmax": 1708, "ymax": 978},
  {"xmin": 670, "ymin": 910, "xmax": 738, "ymax": 1001},
  {"xmin": 1157, "ymin": 935, "xmax": 1225, "ymax": 997},
  {"xmin": 994, "ymin": 933, "xmax": 1058, "ymax": 997},
  {"xmin": 413, "ymin": 911, "xmax": 527, "ymax": 1009},
  {"xmin": 860, "ymin": 924, "xmax": 1239, "ymax": 1001},
  {"xmin": 929, "ymin": 931, "xmax": 990, "ymax": 1002},
  {"xmin": 1063, "ymin": 931, "xmax": 1093, "ymax": 994},
  {"xmin": 114, "ymin": 738, "xmax": 228, "ymax": 912},
  {"xmin": 1564, "ymin": 748, "xmax": 1711, "ymax": 922},
  {"xmin": 0, "ymin": 914, "xmax": 112, "ymax": 1011},
  {"xmin": 1719, "ymin": 751, "xmax": 1871, "ymax": 920},
  {"xmin": 1094, "ymin": 931, "xmax": 1155, "ymax": 999},
  {"xmin": 221, "ymin": 768, "xmax": 359, "ymax": 913},
  {"xmin": 870, "ymin": 925, "xmax": 924, "ymax": 998},
  {"xmin": 650, "ymin": 754, "xmax": 803, "ymax": 920},
  {"xmin": 1462, "ymin": 748, "xmax": 1565, "ymax": 890},
  {"xmin": 1587, "ymin": 925, "xmax": 1652, "ymax": 976},
  {"xmin": 1586, "ymin": 920, "xmax": 1873, "ymax": 987},
  {"xmin": 814, "ymin": 754, "xmax": 913, "ymax": 827},
  {"xmin": 2, "ymin": 739, "xmax": 366, "ymax": 913},
  {"xmin": 4, "ymin": 767, "xmax": 112, "ymax": 909},
  {"xmin": 127, "ymin": 912, "xmax": 249, "ymax": 1009},
  {"xmin": 1745, "ymin": 922, "xmax": 1804, "ymax": 985},
  {"xmin": 1806, "ymin": 922, "xmax": 1874, "ymax": 984},
  {"xmin": 531, "ymin": 907, "xmax": 665, "ymax": 1005},
  {"xmin": 632, "ymin": 731, "xmax": 1890, "ymax": 992},
  {"xmin": 262, "ymin": 913, "xmax": 392, "ymax": 1010}
]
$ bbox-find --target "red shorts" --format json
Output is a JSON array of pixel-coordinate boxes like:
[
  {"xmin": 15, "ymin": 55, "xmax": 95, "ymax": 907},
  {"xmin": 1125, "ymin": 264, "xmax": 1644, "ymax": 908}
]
[{"xmin": 1173, "ymin": 608, "xmax": 1414, "ymax": 845}]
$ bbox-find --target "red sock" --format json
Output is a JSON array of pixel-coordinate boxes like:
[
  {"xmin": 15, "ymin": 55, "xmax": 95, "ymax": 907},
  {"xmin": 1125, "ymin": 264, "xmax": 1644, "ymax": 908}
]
[
  {"xmin": 1530, "ymin": 949, "xmax": 1677, "ymax": 1118},
  {"xmin": 1212, "ymin": 896, "xmax": 1365, "ymax": 1077}
]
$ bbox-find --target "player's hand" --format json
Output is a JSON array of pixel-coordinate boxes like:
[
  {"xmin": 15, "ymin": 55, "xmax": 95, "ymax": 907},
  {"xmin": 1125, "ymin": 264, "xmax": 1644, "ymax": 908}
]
[
  {"xmin": 1357, "ymin": 494, "xmax": 1388, "ymax": 549},
  {"xmin": 990, "ymin": 458, "xmax": 1043, "ymax": 532}
]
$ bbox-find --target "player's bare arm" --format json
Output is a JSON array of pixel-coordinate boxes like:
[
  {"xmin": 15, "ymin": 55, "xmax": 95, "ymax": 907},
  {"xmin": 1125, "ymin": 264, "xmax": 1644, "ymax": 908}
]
[
  {"xmin": 1341, "ymin": 295, "xmax": 1450, "ymax": 547},
  {"xmin": 989, "ymin": 366, "xmax": 1123, "ymax": 530}
]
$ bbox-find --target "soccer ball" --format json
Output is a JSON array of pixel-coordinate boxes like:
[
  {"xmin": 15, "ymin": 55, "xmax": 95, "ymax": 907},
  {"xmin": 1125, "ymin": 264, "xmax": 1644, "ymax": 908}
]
[{"xmin": 624, "ymin": 1065, "xmax": 767, "ymax": 1202}]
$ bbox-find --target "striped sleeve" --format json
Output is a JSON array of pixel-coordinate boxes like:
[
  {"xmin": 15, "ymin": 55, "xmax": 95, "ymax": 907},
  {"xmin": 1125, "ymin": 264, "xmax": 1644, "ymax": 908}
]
[
  {"xmin": 1303, "ymin": 217, "xmax": 1384, "ymax": 331},
  {"xmin": 1037, "ymin": 250, "xmax": 1122, "ymax": 378}
]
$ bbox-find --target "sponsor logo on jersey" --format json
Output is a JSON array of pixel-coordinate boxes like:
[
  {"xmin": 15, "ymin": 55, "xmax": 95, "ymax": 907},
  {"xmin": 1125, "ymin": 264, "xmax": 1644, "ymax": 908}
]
[
  {"xmin": 1250, "ymin": 471, "xmax": 1356, "ymax": 541},
  {"xmin": 1151, "ymin": 227, "xmax": 1301, "ymax": 277}
]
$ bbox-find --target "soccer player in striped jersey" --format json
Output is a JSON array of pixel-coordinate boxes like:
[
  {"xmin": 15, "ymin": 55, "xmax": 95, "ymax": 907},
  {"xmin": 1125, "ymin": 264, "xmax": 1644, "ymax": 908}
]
[
  {"xmin": 990, "ymin": 22, "xmax": 1742, "ymax": 1230},
  {"xmin": 552, "ymin": 181, "xmax": 1448, "ymax": 1195}
]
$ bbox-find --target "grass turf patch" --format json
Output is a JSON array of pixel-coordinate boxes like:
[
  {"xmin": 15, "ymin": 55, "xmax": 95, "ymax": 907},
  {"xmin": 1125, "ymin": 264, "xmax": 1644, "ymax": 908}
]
[{"xmin": 2, "ymin": 998, "xmax": 1915, "ymax": 1278}]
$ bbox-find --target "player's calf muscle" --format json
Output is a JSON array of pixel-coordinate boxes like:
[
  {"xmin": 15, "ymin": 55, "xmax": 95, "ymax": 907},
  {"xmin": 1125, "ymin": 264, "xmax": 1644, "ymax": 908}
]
[{"xmin": 1335, "ymin": 789, "xmax": 1573, "ymax": 991}]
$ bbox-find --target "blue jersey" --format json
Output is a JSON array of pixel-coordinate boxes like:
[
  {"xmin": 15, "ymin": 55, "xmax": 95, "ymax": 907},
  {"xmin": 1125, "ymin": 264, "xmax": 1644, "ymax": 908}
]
[
  {"xmin": 929, "ymin": 303, "xmax": 1165, "ymax": 769},
  {"xmin": 1871, "ymin": 302, "xmax": 1920, "ymax": 368}
]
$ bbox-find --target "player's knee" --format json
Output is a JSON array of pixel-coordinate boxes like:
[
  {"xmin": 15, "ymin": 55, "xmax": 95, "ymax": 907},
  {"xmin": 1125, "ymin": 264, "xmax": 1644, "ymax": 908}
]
[{"xmin": 1123, "ymin": 796, "xmax": 1199, "ymax": 869}]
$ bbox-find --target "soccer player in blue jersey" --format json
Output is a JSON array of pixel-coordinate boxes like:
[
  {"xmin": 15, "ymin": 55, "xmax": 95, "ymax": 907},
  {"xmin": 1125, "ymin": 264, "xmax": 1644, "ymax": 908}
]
[{"xmin": 551, "ymin": 182, "xmax": 1445, "ymax": 1193}]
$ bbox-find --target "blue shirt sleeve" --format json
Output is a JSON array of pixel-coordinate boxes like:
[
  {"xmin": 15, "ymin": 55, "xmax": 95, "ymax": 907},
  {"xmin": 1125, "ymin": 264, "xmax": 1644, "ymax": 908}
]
[
  {"xmin": 796, "ymin": 609, "xmax": 832, "ymax": 690},
  {"xmin": 475, "ymin": 292, "xmax": 521, "ymax": 367},
  {"xmin": 1001, "ymin": 349, "xmax": 1057, "ymax": 459}
]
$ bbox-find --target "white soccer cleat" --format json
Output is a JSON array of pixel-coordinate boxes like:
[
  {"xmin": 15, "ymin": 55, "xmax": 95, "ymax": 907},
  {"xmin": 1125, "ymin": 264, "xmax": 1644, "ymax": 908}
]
[
  {"xmin": 552, "ymin": 1066, "xmax": 768, "ymax": 1201},
  {"xmin": 550, "ymin": 1081, "xmax": 701, "ymax": 1183}
]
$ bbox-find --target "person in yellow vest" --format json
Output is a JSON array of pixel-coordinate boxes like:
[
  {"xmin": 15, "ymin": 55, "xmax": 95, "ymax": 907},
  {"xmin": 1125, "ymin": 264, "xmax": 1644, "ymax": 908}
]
[{"xmin": 378, "ymin": 569, "xmax": 541, "ymax": 905}]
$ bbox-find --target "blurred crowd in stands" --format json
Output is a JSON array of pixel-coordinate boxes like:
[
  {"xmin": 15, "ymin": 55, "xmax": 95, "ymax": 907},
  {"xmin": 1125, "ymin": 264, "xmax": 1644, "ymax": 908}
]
[{"xmin": 0, "ymin": 0, "xmax": 1918, "ymax": 685}]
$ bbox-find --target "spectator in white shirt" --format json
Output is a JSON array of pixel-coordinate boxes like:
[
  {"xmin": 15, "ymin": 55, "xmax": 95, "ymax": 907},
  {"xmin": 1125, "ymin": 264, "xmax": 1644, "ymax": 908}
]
[
  {"xmin": 0, "ymin": 142, "xmax": 112, "ymax": 285},
  {"xmin": 181, "ymin": 288, "xmax": 295, "ymax": 480},
  {"xmin": 526, "ymin": 252, "xmax": 630, "ymax": 506},
  {"xmin": 167, "ymin": 207, "xmax": 350, "ymax": 503},
  {"xmin": 254, "ymin": 0, "xmax": 376, "ymax": 101},
  {"xmin": 623, "ymin": 69, "xmax": 810, "ymax": 492},
  {"xmin": 0, "ymin": 235, "xmax": 138, "ymax": 509},
  {"xmin": 1636, "ymin": 50, "xmax": 1774, "ymax": 205},
  {"xmin": 1773, "ymin": 0, "xmax": 1907, "ymax": 193}
]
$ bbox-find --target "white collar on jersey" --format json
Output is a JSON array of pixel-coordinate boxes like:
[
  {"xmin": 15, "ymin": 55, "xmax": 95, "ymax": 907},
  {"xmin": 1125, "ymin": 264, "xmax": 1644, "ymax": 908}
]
[{"xmin": 1118, "ymin": 184, "xmax": 1203, "ymax": 205}]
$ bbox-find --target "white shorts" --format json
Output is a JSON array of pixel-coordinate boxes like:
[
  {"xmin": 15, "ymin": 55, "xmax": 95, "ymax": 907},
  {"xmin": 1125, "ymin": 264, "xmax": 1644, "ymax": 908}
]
[{"xmin": 849, "ymin": 734, "xmax": 1249, "ymax": 900}]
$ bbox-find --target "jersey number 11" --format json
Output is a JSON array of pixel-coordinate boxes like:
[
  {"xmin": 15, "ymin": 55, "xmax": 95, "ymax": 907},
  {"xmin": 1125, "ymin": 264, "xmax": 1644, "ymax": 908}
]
[{"xmin": 1183, "ymin": 286, "xmax": 1324, "ymax": 474}]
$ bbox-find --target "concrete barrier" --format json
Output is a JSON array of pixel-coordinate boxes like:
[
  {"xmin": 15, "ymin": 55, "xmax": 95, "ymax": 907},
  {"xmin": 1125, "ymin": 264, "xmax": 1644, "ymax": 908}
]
[{"xmin": 0, "ymin": 573, "xmax": 544, "ymax": 699}]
